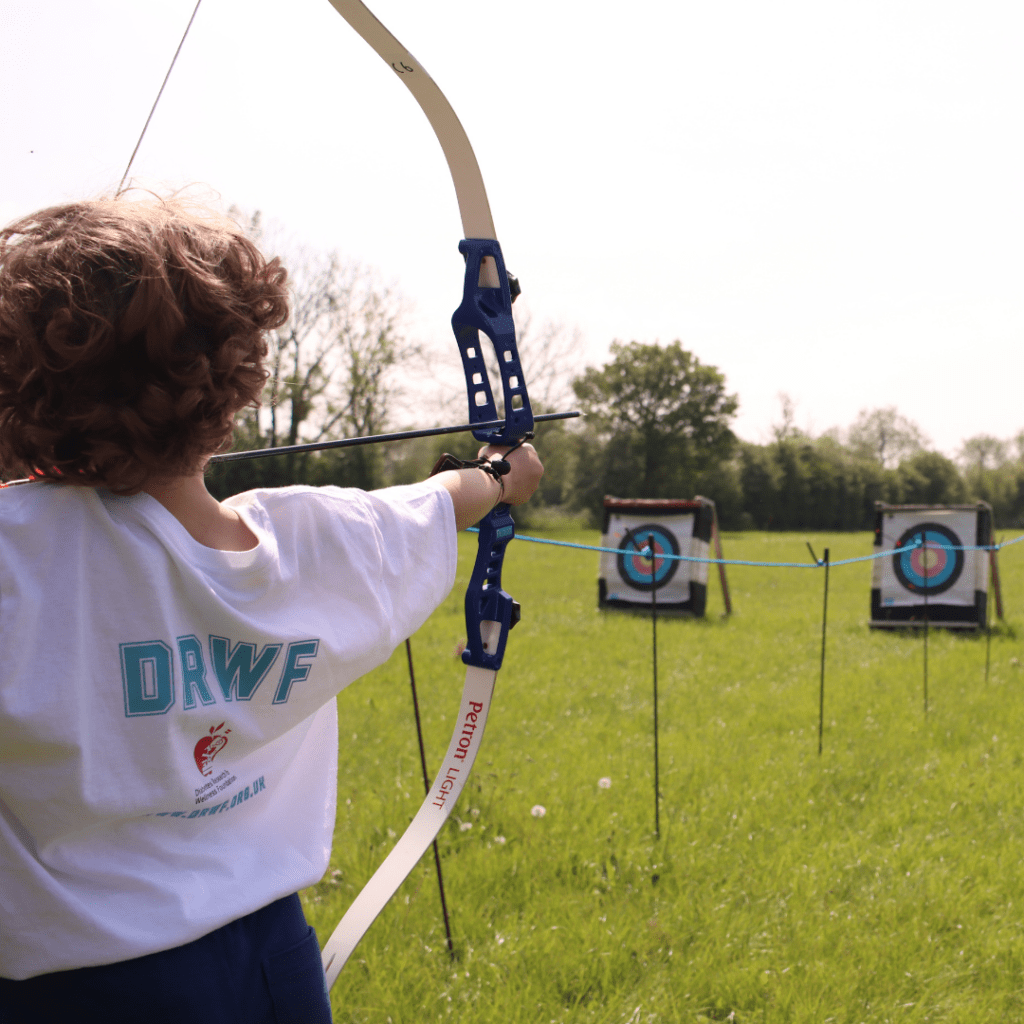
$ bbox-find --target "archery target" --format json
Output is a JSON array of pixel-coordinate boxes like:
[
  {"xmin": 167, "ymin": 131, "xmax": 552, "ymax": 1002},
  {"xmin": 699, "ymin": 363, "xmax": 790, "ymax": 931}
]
[
  {"xmin": 616, "ymin": 523, "xmax": 680, "ymax": 592},
  {"xmin": 870, "ymin": 506, "xmax": 991, "ymax": 628},
  {"xmin": 891, "ymin": 523, "xmax": 964, "ymax": 596},
  {"xmin": 599, "ymin": 502, "xmax": 713, "ymax": 613}
]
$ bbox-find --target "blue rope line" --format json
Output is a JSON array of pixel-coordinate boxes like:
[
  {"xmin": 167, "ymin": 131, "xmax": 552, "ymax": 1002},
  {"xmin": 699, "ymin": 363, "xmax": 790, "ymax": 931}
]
[
  {"xmin": 466, "ymin": 528, "xmax": 1022, "ymax": 569},
  {"xmin": 996, "ymin": 533, "xmax": 1024, "ymax": 549}
]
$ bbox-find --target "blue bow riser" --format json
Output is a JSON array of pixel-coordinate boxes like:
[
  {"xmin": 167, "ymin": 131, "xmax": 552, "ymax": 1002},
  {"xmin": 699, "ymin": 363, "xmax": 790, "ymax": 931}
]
[
  {"xmin": 461, "ymin": 504, "xmax": 519, "ymax": 671},
  {"xmin": 452, "ymin": 238, "xmax": 534, "ymax": 445}
]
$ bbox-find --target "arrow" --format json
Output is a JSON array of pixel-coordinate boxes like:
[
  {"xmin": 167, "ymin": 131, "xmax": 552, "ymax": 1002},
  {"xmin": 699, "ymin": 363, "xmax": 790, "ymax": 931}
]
[{"xmin": 207, "ymin": 410, "xmax": 578, "ymax": 465}]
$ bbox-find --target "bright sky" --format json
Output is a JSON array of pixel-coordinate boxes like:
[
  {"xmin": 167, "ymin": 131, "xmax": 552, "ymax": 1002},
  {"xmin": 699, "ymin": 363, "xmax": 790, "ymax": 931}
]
[{"xmin": 4, "ymin": 1, "xmax": 1023, "ymax": 456}]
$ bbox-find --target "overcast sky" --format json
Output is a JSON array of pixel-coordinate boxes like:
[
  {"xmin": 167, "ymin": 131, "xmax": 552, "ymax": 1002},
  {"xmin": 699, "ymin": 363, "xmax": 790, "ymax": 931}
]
[{"xmin": 4, "ymin": 0, "xmax": 1023, "ymax": 455}]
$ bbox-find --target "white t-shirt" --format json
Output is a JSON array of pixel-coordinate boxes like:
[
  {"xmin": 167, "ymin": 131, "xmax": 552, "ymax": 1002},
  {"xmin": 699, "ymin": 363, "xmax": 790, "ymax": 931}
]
[{"xmin": 0, "ymin": 479, "xmax": 457, "ymax": 979}]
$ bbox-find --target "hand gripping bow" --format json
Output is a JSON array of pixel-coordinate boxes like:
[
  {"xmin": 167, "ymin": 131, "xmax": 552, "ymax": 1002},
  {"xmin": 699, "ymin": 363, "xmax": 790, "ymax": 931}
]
[{"xmin": 320, "ymin": 0, "xmax": 534, "ymax": 986}]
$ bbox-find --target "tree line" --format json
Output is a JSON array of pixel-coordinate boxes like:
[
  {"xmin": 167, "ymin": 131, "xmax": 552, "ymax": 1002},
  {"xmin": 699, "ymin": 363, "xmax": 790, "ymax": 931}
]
[
  {"xmin": 199, "ymin": 235, "xmax": 1024, "ymax": 532},
  {"xmin": 561, "ymin": 342, "xmax": 1024, "ymax": 531}
]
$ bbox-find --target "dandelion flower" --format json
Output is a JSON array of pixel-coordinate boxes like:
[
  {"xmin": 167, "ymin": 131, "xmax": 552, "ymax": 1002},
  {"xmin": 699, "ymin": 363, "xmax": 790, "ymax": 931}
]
[
  {"xmin": 598, "ymin": 777, "xmax": 612, "ymax": 789},
  {"xmin": 531, "ymin": 805, "xmax": 546, "ymax": 818}
]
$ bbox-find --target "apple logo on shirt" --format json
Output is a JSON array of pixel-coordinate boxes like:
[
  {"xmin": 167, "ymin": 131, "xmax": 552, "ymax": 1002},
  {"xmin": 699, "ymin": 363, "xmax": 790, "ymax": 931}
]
[{"xmin": 194, "ymin": 722, "xmax": 231, "ymax": 776}]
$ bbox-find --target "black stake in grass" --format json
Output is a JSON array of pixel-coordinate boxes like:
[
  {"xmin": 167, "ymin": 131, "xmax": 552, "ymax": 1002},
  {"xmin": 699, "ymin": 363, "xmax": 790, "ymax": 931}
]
[
  {"xmin": 985, "ymin": 540, "xmax": 994, "ymax": 683},
  {"xmin": 405, "ymin": 639, "xmax": 454, "ymax": 960},
  {"xmin": 817, "ymin": 548, "xmax": 830, "ymax": 756},
  {"xmin": 806, "ymin": 543, "xmax": 831, "ymax": 757},
  {"xmin": 922, "ymin": 531, "xmax": 930, "ymax": 714},
  {"xmin": 647, "ymin": 534, "xmax": 660, "ymax": 839},
  {"xmin": 985, "ymin": 594, "xmax": 993, "ymax": 683}
]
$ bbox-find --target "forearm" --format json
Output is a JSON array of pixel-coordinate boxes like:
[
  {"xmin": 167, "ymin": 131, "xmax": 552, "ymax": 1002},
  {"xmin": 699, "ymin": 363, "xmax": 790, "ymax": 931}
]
[
  {"xmin": 434, "ymin": 442, "xmax": 544, "ymax": 531},
  {"xmin": 435, "ymin": 467, "xmax": 505, "ymax": 531}
]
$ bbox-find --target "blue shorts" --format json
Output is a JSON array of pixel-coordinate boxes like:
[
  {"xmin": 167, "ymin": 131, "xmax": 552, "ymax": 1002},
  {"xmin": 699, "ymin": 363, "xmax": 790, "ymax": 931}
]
[{"xmin": 0, "ymin": 894, "xmax": 332, "ymax": 1024}]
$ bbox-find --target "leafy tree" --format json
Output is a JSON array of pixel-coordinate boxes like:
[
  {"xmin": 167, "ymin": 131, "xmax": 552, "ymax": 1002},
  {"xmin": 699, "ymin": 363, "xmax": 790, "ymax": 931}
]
[
  {"xmin": 772, "ymin": 392, "xmax": 805, "ymax": 443},
  {"xmin": 736, "ymin": 442, "xmax": 785, "ymax": 528},
  {"xmin": 568, "ymin": 341, "xmax": 738, "ymax": 517},
  {"xmin": 958, "ymin": 434, "xmax": 1009, "ymax": 475},
  {"xmin": 740, "ymin": 436, "xmax": 890, "ymax": 531},
  {"xmin": 957, "ymin": 434, "xmax": 1018, "ymax": 524},
  {"xmin": 426, "ymin": 305, "xmax": 583, "ymax": 428},
  {"xmin": 505, "ymin": 310, "xmax": 582, "ymax": 417},
  {"xmin": 207, "ymin": 219, "xmax": 416, "ymax": 498},
  {"xmin": 896, "ymin": 451, "xmax": 966, "ymax": 505},
  {"xmin": 847, "ymin": 407, "xmax": 928, "ymax": 468},
  {"xmin": 690, "ymin": 457, "xmax": 748, "ymax": 530}
]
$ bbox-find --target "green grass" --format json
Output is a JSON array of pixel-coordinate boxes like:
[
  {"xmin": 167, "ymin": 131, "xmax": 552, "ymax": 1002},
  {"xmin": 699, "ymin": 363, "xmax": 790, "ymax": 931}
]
[{"xmin": 302, "ymin": 529, "xmax": 1024, "ymax": 1023}]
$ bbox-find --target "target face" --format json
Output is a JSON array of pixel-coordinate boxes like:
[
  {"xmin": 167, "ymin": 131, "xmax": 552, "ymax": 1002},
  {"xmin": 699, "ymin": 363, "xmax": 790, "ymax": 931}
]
[
  {"xmin": 892, "ymin": 522, "xmax": 964, "ymax": 595},
  {"xmin": 616, "ymin": 524, "xmax": 680, "ymax": 592}
]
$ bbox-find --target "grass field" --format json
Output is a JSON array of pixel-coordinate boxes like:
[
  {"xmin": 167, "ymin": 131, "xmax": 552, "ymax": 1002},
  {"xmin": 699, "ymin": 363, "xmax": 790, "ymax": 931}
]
[{"xmin": 302, "ymin": 528, "xmax": 1024, "ymax": 1024}]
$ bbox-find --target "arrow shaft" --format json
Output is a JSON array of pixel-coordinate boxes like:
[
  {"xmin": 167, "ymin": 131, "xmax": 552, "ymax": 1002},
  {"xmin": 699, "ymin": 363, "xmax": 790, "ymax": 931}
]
[{"xmin": 207, "ymin": 410, "xmax": 577, "ymax": 465}]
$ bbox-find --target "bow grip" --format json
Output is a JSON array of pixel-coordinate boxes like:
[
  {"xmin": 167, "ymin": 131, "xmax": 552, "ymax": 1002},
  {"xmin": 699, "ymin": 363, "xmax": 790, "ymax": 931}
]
[
  {"xmin": 452, "ymin": 239, "xmax": 534, "ymax": 446},
  {"xmin": 462, "ymin": 503, "xmax": 519, "ymax": 670}
]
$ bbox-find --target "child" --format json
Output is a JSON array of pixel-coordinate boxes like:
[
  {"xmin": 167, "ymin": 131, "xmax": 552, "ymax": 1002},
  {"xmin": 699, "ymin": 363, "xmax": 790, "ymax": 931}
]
[{"xmin": 0, "ymin": 196, "xmax": 542, "ymax": 1023}]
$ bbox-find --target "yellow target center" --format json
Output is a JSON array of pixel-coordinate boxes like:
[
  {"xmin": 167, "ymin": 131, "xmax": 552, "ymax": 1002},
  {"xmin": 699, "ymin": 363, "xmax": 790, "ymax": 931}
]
[{"xmin": 921, "ymin": 549, "xmax": 940, "ymax": 571}]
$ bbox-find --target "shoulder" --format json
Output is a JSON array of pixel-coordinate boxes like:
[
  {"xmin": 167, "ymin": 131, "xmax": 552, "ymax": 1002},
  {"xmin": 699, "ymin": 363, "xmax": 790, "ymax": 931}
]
[
  {"xmin": 223, "ymin": 481, "xmax": 456, "ymax": 586},
  {"xmin": 225, "ymin": 480, "xmax": 453, "ymax": 528},
  {"xmin": 222, "ymin": 481, "xmax": 454, "ymax": 570},
  {"xmin": 0, "ymin": 480, "xmax": 99, "ymax": 525},
  {"xmin": 0, "ymin": 484, "xmax": 114, "ymax": 584}
]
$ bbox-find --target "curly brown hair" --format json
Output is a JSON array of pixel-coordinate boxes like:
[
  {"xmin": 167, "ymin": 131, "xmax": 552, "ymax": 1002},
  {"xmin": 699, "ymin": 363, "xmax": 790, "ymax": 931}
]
[{"xmin": 0, "ymin": 196, "xmax": 289, "ymax": 492}]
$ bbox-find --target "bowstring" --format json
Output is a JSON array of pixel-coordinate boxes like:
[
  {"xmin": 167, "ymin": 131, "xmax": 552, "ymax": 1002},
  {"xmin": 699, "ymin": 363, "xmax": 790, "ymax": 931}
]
[{"xmin": 115, "ymin": 0, "xmax": 204, "ymax": 196}]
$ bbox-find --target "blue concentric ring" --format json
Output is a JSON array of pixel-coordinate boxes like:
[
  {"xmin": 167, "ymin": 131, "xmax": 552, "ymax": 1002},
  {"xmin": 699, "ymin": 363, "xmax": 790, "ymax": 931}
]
[{"xmin": 617, "ymin": 524, "xmax": 681, "ymax": 592}]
